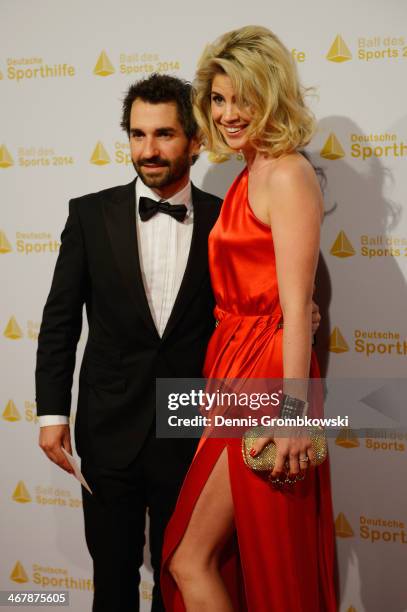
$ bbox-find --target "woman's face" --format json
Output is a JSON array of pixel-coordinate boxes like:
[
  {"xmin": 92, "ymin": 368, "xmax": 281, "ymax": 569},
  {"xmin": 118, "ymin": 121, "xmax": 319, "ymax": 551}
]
[{"xmin": 210, "ymin": 73, "xmax": 253, "ymax": 153}]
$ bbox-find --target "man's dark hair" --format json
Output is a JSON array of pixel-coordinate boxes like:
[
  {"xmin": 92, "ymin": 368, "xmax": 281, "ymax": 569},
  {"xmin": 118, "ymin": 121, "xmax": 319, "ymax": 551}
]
[{"xmin": 121, "ymin": 74, "xmax": 198, "ymax": 140}]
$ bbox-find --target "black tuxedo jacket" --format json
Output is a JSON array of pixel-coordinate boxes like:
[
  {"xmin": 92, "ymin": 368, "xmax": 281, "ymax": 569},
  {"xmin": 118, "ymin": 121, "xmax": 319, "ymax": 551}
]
[{"xmin": 36, "ymin": 179, "xmax": 222, "ymax": 468}]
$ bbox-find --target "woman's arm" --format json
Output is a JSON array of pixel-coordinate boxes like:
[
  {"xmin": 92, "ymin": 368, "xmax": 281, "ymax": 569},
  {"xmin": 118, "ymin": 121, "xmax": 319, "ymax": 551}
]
[
  {"xmin": 267, "ymin": 154, "xmax": 322, "ymax": 397},
  {"xmin": 249, "ymin": 153, "xmax": 323, "ymax": 479}
]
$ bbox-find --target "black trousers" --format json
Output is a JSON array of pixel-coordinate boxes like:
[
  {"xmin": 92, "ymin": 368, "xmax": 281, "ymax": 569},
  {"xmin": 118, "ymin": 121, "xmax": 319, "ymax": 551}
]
[{"xmin": 81, "ymin": 432, "xmax": 196, "ymax": 612}]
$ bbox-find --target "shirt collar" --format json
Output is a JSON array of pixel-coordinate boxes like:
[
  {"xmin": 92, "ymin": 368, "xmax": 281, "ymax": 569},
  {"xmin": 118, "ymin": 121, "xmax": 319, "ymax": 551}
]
[{"xmin": 135, "ymin": 176, "xmax": 192, "ymax": 210}]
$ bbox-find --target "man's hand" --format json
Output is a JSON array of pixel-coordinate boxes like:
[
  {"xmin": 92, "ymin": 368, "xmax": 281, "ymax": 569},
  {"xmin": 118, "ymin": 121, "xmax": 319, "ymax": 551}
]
[
  {"xmin": 311, "ymin": 299, "xmax": 321, "ymax": 335},
  {"xmin": 39, "ymin": 424, "xmax": 74, "ymax": 474}
]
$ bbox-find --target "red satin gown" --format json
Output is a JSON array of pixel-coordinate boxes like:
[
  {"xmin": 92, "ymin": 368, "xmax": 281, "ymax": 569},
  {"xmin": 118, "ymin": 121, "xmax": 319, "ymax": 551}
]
[{"xmin": 161, "ymin": 168, "xmax": 337, "ymax": 611}]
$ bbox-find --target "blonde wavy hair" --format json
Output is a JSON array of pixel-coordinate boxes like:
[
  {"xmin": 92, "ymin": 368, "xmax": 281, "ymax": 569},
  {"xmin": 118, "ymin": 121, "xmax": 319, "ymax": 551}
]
[{"xmin": 193, "ymin": 25, "xmax": 316, "ymax": 158}]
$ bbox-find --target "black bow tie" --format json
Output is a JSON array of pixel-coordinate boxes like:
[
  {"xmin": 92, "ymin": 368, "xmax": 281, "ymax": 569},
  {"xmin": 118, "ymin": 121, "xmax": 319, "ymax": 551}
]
[{"xmin": 139, "ymin": 196, "xmax": 188, "ymax": 223}]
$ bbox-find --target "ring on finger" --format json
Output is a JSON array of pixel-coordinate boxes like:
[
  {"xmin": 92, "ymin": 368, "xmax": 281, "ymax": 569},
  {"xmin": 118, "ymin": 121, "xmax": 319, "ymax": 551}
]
[
  {"xmin": 299, "ymin": 456, "xmax": 309, "ymax": 463},
  {"xmin": 269, "ymin": 475, "xmax": 282, "ymax": 485}
]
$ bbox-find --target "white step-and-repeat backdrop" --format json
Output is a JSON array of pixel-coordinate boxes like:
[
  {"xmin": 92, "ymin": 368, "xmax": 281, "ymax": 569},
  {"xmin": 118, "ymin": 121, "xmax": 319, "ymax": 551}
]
[{"xmin": 1, "ymin": 0, "xmax": 406, "ymax": 610}]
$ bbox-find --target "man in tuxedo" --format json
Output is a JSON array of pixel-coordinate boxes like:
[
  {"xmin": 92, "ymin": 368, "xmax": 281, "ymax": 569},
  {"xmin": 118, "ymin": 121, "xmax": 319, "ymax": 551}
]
[
  {"xmin": 36, "ymin": 74, "xmax": 222, "ymax": 612},
  {"xmin": 36, "ymin": 74, "xmax": 321, "ymax": 612}
]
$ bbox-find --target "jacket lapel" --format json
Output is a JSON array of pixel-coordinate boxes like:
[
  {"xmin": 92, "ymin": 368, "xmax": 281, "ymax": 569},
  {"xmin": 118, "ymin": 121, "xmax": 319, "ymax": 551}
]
[
  {"xmin": 102, "ymin": 179, "xmax": 159, "ymax": 339},
  {"xmin": 162, "ymin": 184, "xmax": 217, "ymax": 340}
]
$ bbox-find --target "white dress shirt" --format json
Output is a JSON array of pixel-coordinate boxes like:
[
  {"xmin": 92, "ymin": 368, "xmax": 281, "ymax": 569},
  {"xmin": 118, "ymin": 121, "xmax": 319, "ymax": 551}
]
[{"xmin": 39, "ymin": 178, "xmax": 193, "ymax": 427}]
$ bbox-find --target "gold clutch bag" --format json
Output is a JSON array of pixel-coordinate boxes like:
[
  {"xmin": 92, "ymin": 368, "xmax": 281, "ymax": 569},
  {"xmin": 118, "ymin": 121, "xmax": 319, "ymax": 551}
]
[{"xmin": 242, "ymin": 426, "xmax": 327, "ymax": 472}]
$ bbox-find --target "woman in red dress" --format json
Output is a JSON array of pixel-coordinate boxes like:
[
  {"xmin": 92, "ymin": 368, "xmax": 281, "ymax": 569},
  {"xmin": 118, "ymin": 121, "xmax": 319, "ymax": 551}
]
[{"xmin": 161, "ymin": 26, "xmax": 337, "ymax": 611}]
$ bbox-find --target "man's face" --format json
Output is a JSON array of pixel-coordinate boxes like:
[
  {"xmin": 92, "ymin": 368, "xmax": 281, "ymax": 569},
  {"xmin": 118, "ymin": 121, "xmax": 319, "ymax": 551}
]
[{"xmin": 129, "ymin": 99, "xmax": 198, "ymax": 198}]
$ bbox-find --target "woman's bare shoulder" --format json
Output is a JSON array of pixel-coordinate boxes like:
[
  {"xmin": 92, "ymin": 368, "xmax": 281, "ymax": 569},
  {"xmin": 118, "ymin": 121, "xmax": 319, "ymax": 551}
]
[
  {"xmin": 255, "ymin": 152, "xmax": 317, "ymax": 189},
  {"xmin": 252, "ymin": 152, "xmax": 323, "ymax": 218}
]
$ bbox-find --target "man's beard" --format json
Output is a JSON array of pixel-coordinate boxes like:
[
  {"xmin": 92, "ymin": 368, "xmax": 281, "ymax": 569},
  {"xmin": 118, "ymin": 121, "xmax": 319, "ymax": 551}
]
[{"xmin": 133, "ymin": 153, "xmax": 190, "ymax": 190}]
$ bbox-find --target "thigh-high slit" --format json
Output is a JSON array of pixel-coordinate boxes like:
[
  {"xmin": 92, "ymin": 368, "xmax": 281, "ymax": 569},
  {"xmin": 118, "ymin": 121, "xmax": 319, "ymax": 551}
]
[{"xmin": 161, "ymin": 435, "xmax": 336, "ymax": 611}]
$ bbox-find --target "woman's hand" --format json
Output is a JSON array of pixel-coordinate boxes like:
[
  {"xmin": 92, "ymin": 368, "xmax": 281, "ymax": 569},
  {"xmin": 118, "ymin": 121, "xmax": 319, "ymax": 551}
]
[{"xmin": 249, "ymin": 428, "xmax": 316, "ymax": 483}]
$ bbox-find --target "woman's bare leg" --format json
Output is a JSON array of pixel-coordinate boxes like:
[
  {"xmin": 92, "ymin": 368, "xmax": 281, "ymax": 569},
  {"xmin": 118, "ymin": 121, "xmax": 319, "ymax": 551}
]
[{"xmin": 169, "ymin": 447, "xmax": 235, "ymax": 611}]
